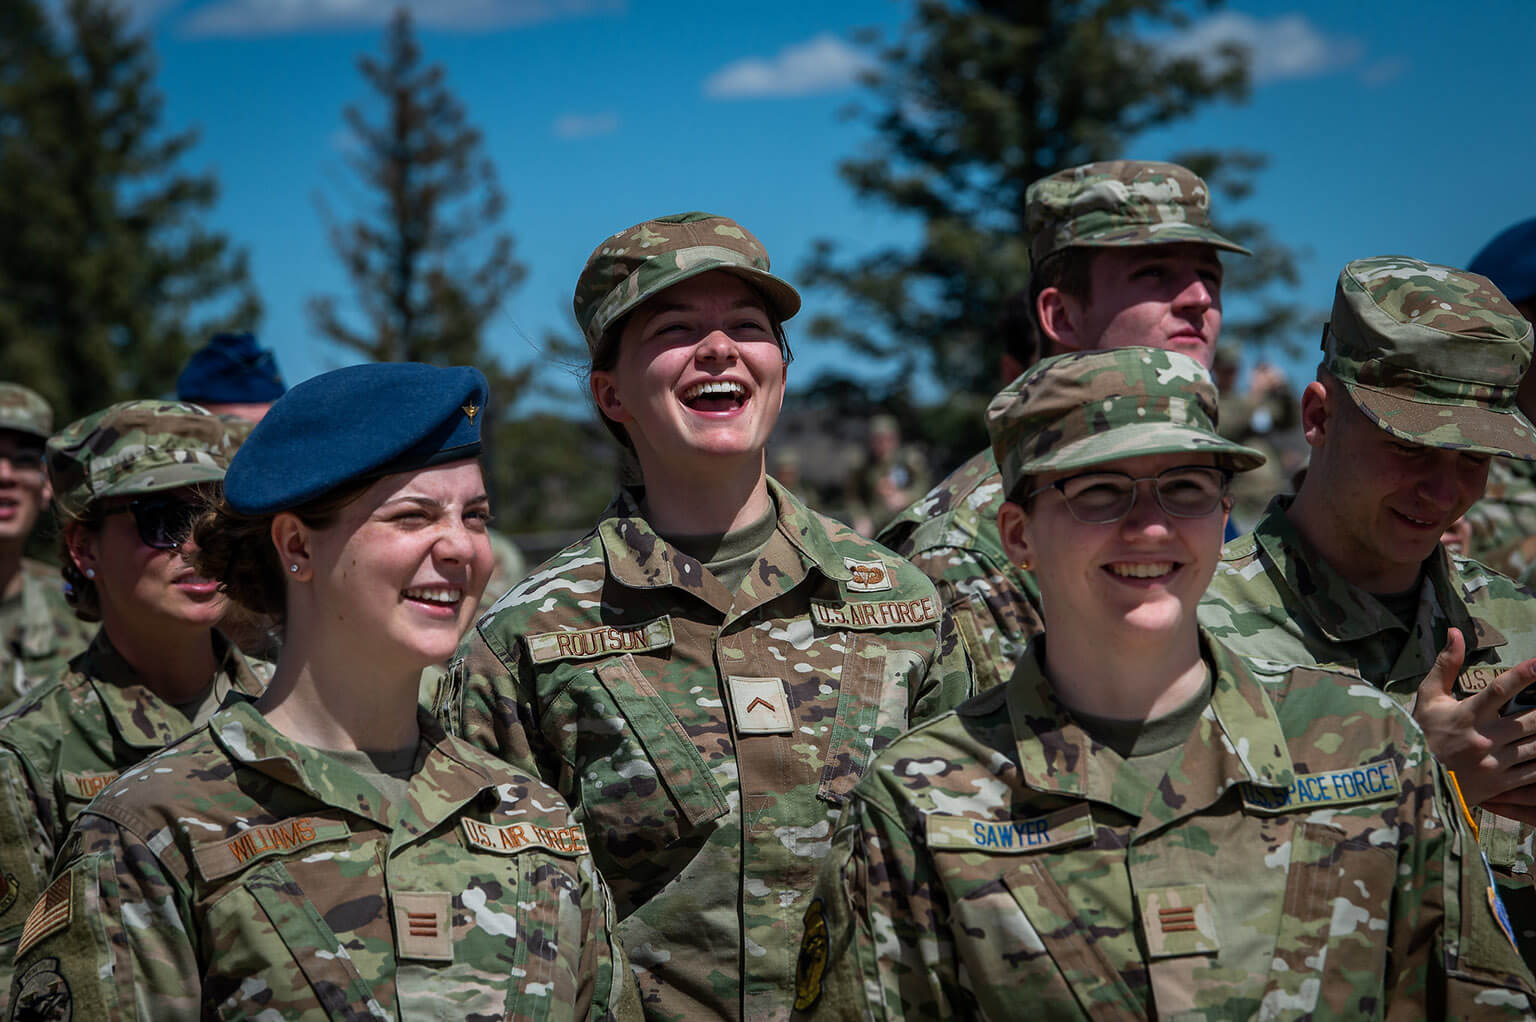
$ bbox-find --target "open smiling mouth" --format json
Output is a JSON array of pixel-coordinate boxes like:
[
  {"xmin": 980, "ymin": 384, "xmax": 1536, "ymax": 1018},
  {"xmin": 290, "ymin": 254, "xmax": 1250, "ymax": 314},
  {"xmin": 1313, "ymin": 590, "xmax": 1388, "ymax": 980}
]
[
  {"xmin": 681, "ymin": 380, "xmax": 747, "ymax": 412},
  {"xmin": 1105, "ymin": 561, "xmax": 1178, "ymax": 580},
  {"xmin": 403, "ymin": 586, "xmax": 463, "ymax": 607}
]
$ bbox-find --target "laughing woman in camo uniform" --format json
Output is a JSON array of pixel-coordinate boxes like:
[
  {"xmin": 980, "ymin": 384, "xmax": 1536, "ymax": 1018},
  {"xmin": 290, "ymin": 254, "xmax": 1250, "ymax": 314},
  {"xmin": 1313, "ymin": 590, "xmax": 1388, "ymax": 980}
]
[{"xmin": 433, "ymin": 213, "xmax": 972, "ymax": 1020}]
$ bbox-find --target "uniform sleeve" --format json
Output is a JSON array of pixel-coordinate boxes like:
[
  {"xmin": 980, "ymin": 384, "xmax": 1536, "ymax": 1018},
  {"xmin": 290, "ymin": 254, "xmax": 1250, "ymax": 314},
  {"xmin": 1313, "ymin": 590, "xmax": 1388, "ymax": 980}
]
[
  {"xmin": 1393, "ymin": 744, "xmax": 1536, "ymax": 1015},
  {"xmin": 793, "ymin": 793, "xmax": 967, "ymax": 1021},
  {"xmin": 573, "ymin": 853, "xmax": 644, "ymax": 1022},
  {"xmin": 439, "ymin": 625, "xmax": 551, "ymax": 782},
  {"xmin": 7, "ymin": 814, "xmax": 201, "ymax": 1021},
  {"xmin": 908, "ymin": 607, "xmax": 974, "ymax": 725},
  {"xmin": 0, "ymin": 745, "xmax": 56, "ymax": 1018},
  {"xmin": 906, "ymin": 546, "xmax": 1041, "ymax": 696}
]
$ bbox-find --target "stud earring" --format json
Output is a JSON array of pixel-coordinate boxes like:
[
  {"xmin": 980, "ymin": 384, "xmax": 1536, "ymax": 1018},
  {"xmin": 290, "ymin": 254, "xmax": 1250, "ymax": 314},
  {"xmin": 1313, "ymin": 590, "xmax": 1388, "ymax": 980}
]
[
  {"xmin": 289, "ymin": 564, "xmax": 299, "ymax": 573},
  {"xmin": 85, "ymin": 568, "xmax": 96, "ymax": 579},
  {"xmin": 1019, "ymin": 560, "xmax": 1033, "ymax": 572}
]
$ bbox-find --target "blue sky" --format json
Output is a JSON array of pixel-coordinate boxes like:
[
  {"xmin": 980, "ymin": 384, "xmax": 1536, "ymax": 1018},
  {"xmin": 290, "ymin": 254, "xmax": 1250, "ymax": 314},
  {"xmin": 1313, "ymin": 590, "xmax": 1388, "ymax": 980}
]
[{"xmin": 121, "ymin": 0, "xmax": 1536, "ymax": 408}]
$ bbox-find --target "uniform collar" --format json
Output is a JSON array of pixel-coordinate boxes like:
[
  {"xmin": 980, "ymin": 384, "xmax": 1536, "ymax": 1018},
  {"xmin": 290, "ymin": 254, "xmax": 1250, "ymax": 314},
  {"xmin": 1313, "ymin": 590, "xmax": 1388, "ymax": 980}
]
[
  {"xmin": 1252, "ymin": 495, "xmax": 1500, "ymax": 654},
  {"xmin": 86, "ymin": 630, "xmax": 266, "ymax": 750},
  {"xmin": 596, "ymin": 478, "xmax": 850, "ymax": 613},
  {"xmin": 1006, "ymin": 632, "xmax": 1293, "ymax": 832},
  {"xmin": 209, "ymin": 698, "xmax": 500, "ymax": 843}
]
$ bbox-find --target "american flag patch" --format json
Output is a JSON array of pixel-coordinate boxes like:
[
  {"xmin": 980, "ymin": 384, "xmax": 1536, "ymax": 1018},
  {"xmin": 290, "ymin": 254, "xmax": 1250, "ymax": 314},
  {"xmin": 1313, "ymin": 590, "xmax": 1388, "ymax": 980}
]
[{"xmin": 16, "ymin": 871, "xmax": 72, "ymax": 958}]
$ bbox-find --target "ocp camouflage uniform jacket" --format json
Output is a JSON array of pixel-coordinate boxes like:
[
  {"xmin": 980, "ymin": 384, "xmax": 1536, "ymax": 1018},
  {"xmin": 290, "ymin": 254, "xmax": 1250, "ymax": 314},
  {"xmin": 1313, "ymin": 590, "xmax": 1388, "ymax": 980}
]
[
  {"xmin": 876, "ymin": 449, "xmax": 1043, "ymax": 693},
  {"xmin": 5, "ymin": 699, "xmax": 641, "ymax": 1021},
  {"xmin": 796, "ymin": 636, "xmax": 1536, "ymax": 1019},
  {"xmin": 1200, "ymin": 494, "xmax": 1536, "ymax": 964},
  {"xmin": 0, "ymin": 629, "xmax": 267, "ymax": 1014},
  {"xmin": 434, "ymin": 480, "xmax": 973, "ymax": 1021},
  {"xmin": 1466, "ymin": 458, "xmax": 1536, "ymax": 585},
  {"xmin": 0, "ymin": 559, "xmax": 93, "ymax": 708}
]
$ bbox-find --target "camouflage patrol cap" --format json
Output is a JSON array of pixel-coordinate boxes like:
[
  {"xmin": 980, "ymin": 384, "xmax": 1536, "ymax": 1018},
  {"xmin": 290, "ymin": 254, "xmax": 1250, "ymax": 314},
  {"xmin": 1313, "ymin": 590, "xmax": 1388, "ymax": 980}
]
[
  {"xmin": 47, "ymin": 400, "xmax": 233, "ymax": 518},
  {"xmin": 987, "ymin": 346, "xmax": 1265, "ymax": 495},
  {"xmin": 0, "ymin": 383, "xmax": 52, "ymax": 439},
  {"xmin": 1025, "ymin": 160, "xmax": 1251, "ymax": 267},
  {"xmin": 573, "ymin": 212, "xmax": 801, "ymax": 352},
  {"xmin": 1322, "ymin": 255, "xmax": 1536, "ymax": 460}
]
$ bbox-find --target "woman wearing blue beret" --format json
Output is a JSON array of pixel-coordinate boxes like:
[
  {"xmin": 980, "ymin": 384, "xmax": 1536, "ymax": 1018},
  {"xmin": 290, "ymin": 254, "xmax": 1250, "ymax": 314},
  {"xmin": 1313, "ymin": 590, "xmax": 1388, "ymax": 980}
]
[
  {"xmin": 434, "ymin": 213, "xmax": 973, "ymax": 1019},
  {"xmin": 6, "ymin": 363, "xmax": 641, "ymax": 1021}
]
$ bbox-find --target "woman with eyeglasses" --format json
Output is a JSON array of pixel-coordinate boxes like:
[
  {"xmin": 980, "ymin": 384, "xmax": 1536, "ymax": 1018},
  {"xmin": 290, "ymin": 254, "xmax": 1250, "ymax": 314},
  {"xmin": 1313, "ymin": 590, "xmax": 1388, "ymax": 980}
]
[
  {"xmin": 0, "ymin": 400, "xmax": 267, "ymax": 1008},
  {"xmin": 794, "ymin": 347, "xmax": 1536, "ymax": 1018},
  {"xmin": 6, "ymin": 365, "xmax": 639, "ymax": 1021}
]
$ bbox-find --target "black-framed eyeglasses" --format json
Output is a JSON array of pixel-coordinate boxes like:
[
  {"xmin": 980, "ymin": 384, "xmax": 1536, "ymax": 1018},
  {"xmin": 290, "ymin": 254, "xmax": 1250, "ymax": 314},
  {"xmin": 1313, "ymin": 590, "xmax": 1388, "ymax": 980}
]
[
  {"xmin": 1027, "ymin": 465, "xmax": 1231, "ymax": 524},
  {"xmin": 119, "ymin": 496, "xmax": 203, "ymax": 550}
]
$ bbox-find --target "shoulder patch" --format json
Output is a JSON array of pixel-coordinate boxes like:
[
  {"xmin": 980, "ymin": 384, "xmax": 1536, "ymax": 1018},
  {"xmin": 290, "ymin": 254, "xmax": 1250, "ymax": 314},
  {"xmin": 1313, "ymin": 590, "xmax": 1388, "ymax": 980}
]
[
  {"xmin": 843, "ymin": 558, "xmax": 893, "ymax": 593},
  {"xmin": 192, "ymin": 818, "xmax": 352, "ymax": 882},
  {"xmin": 11, "ymin": 957, "xmax": 71, "ymax": 1019},
  {"xmin": 794, "ymin": 897, "xmax": 829, "ymax": 1011},
  {"xmin": 811, "ymin": 596, "xmax": 940, "ymax": 631},
  {"xmin": 16, "ymin": 870, "xmax": 73, "ymax": 958},
  {"xmin": 524, "ymin": 616, "xmax": 673, "ymax": 664},
  {"xmin": 925, "ymin": 804, "xmax": 1094, "ymax": 853},
  {"xmin": 461, "ymin": 818, "xmax": 588, "ymax": 857},
  {"xmin": 60, "ymin": 770, "xmax": 119, "ymax": 801},
  {"xmin": 1240, "ymin": 761, "xmax": 1399, "ymax": 814}
]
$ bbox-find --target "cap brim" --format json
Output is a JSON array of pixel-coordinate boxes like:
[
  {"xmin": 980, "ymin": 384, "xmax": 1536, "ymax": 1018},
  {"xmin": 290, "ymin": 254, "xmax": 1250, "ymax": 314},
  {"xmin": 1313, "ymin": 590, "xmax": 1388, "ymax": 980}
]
[
  {"xmin": 1072, "ymin": 223, "xmax": 1252, "ymax": 256},
  {"xmin": 95, "ymin": 462, "xmax": 227, "ymax": 501},
  {"xmin": 1018, "ymin": 422, "xmax": 1267, "ymax": 475},
  {"xmin": 0, "ymin": 421, "xmax": 49, "ymax": 440},
  {"xmin": 601, "ymin": 261, "xmax": 802, "ymax": 342},
  {"xmin": 1345, "ymin": 382, "xmax": 1536, "ymax": 461}
]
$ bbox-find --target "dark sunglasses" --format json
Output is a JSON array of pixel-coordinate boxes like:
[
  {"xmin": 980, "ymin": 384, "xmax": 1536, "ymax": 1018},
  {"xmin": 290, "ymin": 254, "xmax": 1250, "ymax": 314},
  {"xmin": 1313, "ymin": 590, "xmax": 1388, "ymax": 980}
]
[{"xmin": 121, "ymin": 496, "xmax": 202, "ymax": 550}]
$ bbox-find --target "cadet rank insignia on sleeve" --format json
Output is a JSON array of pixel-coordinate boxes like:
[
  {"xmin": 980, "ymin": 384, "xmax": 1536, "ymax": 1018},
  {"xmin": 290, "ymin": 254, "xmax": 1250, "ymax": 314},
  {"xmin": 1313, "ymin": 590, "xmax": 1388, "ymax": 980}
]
[
  {"xmin": 925, "ymin": 804, "xmax": 1094, "ymax": 853},
  {"xmin": 524, "ymin": 616, "xmax": 674, "ymax": 664},
  {"xmin": 794, "ymin": 897, "xmax": 829, "ymax": 1011}
]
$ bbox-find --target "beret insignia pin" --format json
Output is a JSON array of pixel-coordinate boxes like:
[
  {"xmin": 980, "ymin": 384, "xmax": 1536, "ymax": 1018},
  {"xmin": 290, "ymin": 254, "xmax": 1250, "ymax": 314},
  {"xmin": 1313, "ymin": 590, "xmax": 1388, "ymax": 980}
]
[{"xmin": 462, "ymin": 404, "xmax": 479, "ymax": 422}]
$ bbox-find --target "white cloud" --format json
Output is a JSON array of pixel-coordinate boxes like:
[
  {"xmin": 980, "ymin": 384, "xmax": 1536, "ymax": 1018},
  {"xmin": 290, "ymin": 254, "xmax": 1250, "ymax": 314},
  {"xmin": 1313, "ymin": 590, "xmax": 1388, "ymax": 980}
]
[
  {"xmin": 704, "ymin": 33, "xmax": 873, "ymax": 99},
  {"xmin": 182, "ymin": 0, "xmax": 622, "ymax": 36},
  {"xmin": 1161, "ymin": 12, "xmax": 1361, "ymax": 84},
  {"xmin": 553, "ymin": 112, "xmax": 618, "ymax": 139}
]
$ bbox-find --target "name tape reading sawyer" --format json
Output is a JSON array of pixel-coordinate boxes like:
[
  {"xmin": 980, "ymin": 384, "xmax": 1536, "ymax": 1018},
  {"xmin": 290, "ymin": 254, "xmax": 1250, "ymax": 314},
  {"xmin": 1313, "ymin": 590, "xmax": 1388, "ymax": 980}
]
[
  {"xmin": 925, "ymin": 805, "xmax": 1095, "ymax": 853},
  {"xmin": 461, "ymin": 818, "xmax": 589, "ymax": 857},
  {"xmin": 525, "ymin": 617, "xmax": 674, "ymax": 664},
  {"xmin": 1241, "ymin": 761, "xmax": 1400, "ymax": 814},
  {"xmin": 811, "ymin": 597, "xmax": 939, "ymax": 631},
  {"xmin": 193, "ymin": 818, "xmax": 352, "ymax": 881}
]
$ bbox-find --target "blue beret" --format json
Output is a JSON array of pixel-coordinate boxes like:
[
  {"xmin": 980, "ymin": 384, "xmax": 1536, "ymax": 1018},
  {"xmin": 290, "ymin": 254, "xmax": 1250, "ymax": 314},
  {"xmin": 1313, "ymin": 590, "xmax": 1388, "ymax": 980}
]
[
  {"xmin": 1469, "ymin": 217, "xmax": 1536, "ymax": 306},
  {"xmin": 177, "ymin": 332, "xmax": 287, "ymax": 404},
  {"xmin": 225, "ymin": 362, "xmax": 488, "ymax": 514}
]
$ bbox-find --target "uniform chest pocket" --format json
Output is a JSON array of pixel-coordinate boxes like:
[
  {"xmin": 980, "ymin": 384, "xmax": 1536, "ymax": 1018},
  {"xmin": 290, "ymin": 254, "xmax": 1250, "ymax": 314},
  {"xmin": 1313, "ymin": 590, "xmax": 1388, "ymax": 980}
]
[
  {"xmin": 817, "ymin": 637, "xmax": 924, "ymax": 804},
  {"xmin": 1259, "ymin": 809, "xmax": 1398, "ymax": 1017}
]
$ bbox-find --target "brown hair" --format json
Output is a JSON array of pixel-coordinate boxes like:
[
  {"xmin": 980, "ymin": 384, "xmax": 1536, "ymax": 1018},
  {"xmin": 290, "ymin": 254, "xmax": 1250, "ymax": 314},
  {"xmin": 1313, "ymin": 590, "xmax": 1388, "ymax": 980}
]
[
  {"xmin": 56, "ymin": 510, "xmax": 104, "ymax": 623},
  {"xmin": 1028, "ymin": 248, "xmax": 1095, "ymax": 340},
  {"xmin": 191, "ymin": 480, "xmax": 372, "ymax": 619}
]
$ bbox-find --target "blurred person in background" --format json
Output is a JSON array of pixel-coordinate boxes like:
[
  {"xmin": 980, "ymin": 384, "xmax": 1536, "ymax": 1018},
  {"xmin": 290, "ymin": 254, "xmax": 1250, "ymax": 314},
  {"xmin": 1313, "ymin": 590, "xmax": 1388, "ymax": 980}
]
[
  {"xmin": 845, "ymin": 413, "xmax": 929, "ymax": 536},
  {"xmin": 0, "ymin": 383, "xmax": 92, "ymax": 706},
  {"xmin": 175, "ymin": 330, "xmax": 286, "ymax": 424},
  {"xmin": 7, "ymin": 362, "xmax": 639, "ymax": 1021},
  {"xmin": 435, "ymin": 212, "xmax": 971, "ymax": 1020},
  {"xmin": 879, "ymin": 159, "xmax": 1249, "ymax": 692},
  {"xmin": 0, "ymin": 401, "xmax": 267, "ymax": 1012}
]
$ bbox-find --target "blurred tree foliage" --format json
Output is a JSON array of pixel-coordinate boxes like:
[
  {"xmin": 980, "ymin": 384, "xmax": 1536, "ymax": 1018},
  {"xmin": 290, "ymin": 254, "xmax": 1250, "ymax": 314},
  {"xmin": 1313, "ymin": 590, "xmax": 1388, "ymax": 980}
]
[
  {"xmin": 802, "ymin": 0, "xmax": 1306, "ymax": 466},
  {"xmin": 0, "ymin": 0, "xmax": 260, "ymax": 423},
  {"xmin": 310, "ymin": 9, "xmax": 532, "ymax": 508}
]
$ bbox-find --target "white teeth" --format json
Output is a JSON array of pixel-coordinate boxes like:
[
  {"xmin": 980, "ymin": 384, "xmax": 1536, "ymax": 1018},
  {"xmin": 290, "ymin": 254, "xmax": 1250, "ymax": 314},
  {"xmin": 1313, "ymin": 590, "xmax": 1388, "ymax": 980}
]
[
  {"xmin": 1107, "ymin": 562, "xmax": 1175, "ymax": 579},
  {"xmin": 1401, "ymin": 512, "xmax": 1434, "ymax": 526},
  {"xmin": 404, "ymin": 586, "xmax": 460, "ymax": 604},
  {"xmin": 682, "ymin": 380, "xmax": 746, "ymax": 402}
]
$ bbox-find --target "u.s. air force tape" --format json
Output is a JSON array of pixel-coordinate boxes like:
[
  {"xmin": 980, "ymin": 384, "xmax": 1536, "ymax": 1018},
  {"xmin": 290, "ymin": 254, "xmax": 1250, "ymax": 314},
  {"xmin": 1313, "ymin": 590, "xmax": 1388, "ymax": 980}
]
[
  {"xmin": 461, "ymin": 819, "xmax": 589, "ymax": 857},
  {"xmin": 811, "ymin": 597, "xmax": 940, "ymax": 630},
  {"xmin": 1240, "ymin": 761, "xmax": 1399, "ymax": 814},
  {"xmin": 524, "ymin": 616, "xmax": 673, "ymax": 663}
]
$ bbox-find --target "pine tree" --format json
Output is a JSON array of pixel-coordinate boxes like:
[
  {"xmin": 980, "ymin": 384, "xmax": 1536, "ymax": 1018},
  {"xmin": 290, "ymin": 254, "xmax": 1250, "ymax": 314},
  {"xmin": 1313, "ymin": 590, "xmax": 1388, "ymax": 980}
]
[
  {"xmin": 805, "ymin": 0, "xmax": 1302, "ymax": 419},
  {"xmin": 0, "ymin": 0, "xmax": 260, "ymax": 423}
]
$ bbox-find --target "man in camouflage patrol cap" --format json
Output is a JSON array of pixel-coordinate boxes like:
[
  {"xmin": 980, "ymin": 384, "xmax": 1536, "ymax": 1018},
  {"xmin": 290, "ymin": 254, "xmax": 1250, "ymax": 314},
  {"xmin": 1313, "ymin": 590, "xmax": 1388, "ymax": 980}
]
[
  {"xmin": 1200, "ymin": 255, "xmax": 1536, "ymax": 967},
  {"xmin": 436, "ymin": 211, "xmax": 971, "ymax": 1021},
  {"xmin": 796, "ymin": 347, "xmax": 1536, "ymax": 1018},
  {"xmin": 879, "ymin": 159, "xmax": 1248, "ymax": 692},
  {"xmin": 0, "ymin": 400, "xmax": 267, "ymax": 1012},
  {"xmin": 0, "ymin": 384, "xmax": 92, "ymax": 706}
]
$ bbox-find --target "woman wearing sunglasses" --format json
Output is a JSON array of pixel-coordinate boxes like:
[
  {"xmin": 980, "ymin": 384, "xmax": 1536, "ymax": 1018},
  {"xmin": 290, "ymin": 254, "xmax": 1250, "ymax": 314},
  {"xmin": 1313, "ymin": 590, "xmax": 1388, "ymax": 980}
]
[
  {"xmin": 7, "ymin": 364, "xmax": 639, "ymax": 1020},
  {"xmin": 795, "ymin": 347, "xmax": 1536, "ymax": 1018},
  {"xmin": 0, "ymin": 400, "xmax": 267, "ymax": 1007}
]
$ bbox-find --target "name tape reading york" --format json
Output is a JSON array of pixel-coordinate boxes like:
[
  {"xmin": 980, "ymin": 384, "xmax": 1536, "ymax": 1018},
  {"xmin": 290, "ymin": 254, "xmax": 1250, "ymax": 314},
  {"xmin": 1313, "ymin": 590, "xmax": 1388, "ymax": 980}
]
[
  {"xmin": 1241, "ymin": 761, "xmax": 1400, "ymax": 814},
  {"xmin": 811, "ymin": 597, "xmax": 939, "ymax": 631},
  {"xmin": 525, "ymin": 617, "xmax": 674, "ymax": 664},
  {"xmin": 461, "ymin": 818, "xmax": 589, "ymax": 857},
  {"xmin": 62, "ymin": 770, "xmax": 120, "ymax": 800},
  {"xmin": 194, "ymin": 817, "xmax": 352, "ymax": 881},
  {"xmin": 925, "ymin": 805, "xmax": 1094, "ymax": 854}
]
